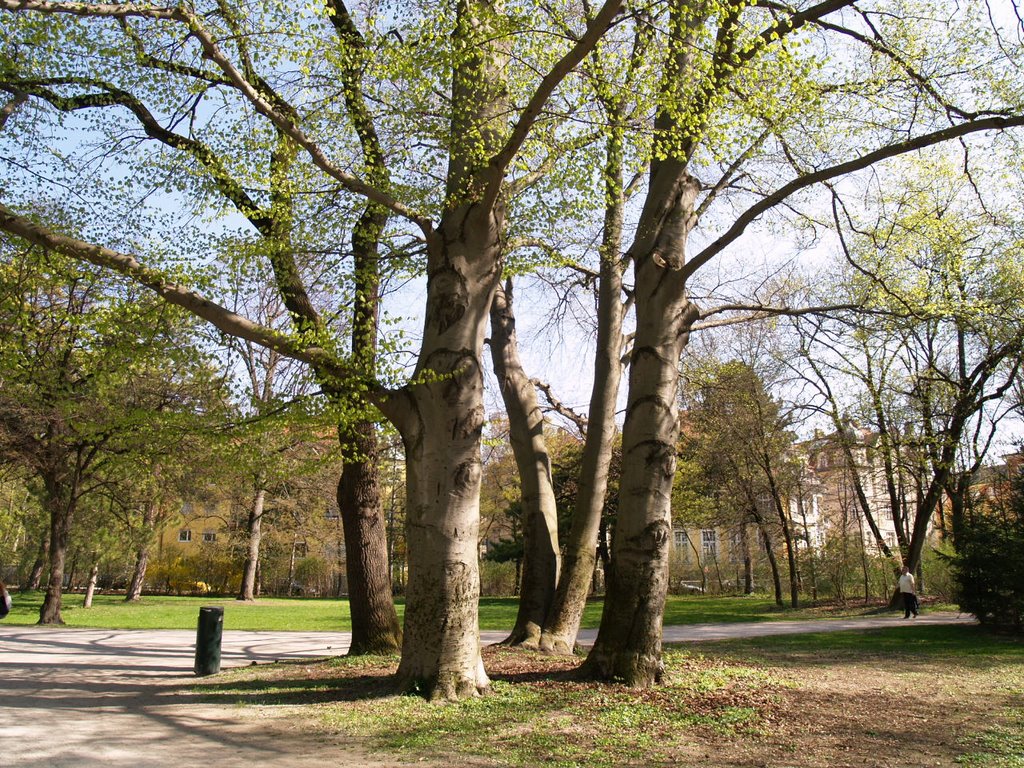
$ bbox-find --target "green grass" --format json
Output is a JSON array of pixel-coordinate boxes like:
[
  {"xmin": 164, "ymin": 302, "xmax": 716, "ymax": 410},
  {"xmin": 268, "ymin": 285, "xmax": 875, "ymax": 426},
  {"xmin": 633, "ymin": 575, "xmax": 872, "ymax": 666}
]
[
  {"xmin": 699, "ymin": 624, "xmax": 1024, "ymax": 672},
  {"xmin": 200, "ymin": 646, "xmax": 785, "ymax": 768},
  {"xmin": 3, "ymin": 590, "xmax": 944, "ymax": 631},
  {"xmin": 1, "ymin": 592, "xmax": 356, "ymax": 631},
  {"xmin": 957, "ymin": 708, "xmax": 1024, "ymax": 767}
]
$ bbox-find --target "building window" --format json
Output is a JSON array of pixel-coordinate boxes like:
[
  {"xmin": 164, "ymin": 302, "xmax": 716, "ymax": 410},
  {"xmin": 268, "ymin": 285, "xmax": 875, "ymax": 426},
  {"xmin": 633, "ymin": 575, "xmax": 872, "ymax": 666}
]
[
  {"xmin": 202, "ymin": 531, "xmax": 217, "ymax": 543},
  {"xmin": 673, "ymin": 530, "xmax": 687, "ymax": 550},
  {"xmin": 178, "ymin": 529, "xmax": 192, "ymax": 543},
  {"xmin": 701, "ymin": 528, "xmax": 718, "ymax": 557}
]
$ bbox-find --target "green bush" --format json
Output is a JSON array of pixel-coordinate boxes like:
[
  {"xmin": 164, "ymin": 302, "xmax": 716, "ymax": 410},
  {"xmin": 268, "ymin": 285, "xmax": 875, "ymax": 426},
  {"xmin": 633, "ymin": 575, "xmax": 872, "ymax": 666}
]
[
  {"xmin": 950, "ymin": 475, "xmax": 1024, "ymax": 633},
  {"xmin": 479, "ymin": 560, "xmax": 517, "ymax": 597}
]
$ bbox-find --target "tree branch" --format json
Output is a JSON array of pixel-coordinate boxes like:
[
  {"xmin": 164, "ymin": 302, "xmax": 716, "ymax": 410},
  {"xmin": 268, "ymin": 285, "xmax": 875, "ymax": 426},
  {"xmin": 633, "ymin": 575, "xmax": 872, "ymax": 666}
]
[
  {"xmin": 0, "ymin": 0, "xmax": 432, "ymax": 233},
  {"xmin": 483, "ymin": 0, "xmax": 624, "ymax": 210},
  {"xmin": 0, "ymin": 203, "xmax": 344, "ymax": 376},
  {"xmin": 531, "ymin": 377, "xmax": 588, "ymax": 433},
  {"xmin": 0, "ymin": 77, "xmax": 273, "ymax": 232},
  {"xmin": 682, "ymin": 115, "xmax": 1024, "ymax": 281},
  {"xmin": 692, "ymin": 301, "xmax": 865, "ymax": 331},
  {"xmin": 0, "ymin": 90, "xmax": 27, "ymax": 130}
]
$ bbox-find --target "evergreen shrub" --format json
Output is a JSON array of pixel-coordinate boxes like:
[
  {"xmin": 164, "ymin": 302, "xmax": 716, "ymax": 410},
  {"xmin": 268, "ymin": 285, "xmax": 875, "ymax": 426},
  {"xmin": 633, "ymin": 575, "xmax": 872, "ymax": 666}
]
[{"xmin": 951, "ymin": 475, "xmax": 1024, "ymax": 633}]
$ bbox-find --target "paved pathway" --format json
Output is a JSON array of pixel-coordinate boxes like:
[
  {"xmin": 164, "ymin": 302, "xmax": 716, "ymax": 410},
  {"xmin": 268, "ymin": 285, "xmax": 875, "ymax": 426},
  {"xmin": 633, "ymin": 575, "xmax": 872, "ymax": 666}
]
[{"xmin": 0, "ymin": 612, "xmax": 974, "ymax": 767}]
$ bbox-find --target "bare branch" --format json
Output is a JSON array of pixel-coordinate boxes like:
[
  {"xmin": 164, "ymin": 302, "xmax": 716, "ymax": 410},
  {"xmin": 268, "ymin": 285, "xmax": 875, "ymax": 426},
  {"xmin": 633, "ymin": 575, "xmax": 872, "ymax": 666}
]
[
  {"xmin": 696, "ymin": 128, "xmax": 771, "ymax": 218},
  {"xmin": 692, "ymin": 302, "xmax": 865, "ymax": 331},
  {"xmin": 531, "ymin": 377, "xmax": 588, "ymax": 433},
  {"xmin": 813, "ymin": 14, "xmax": 1009, "ymax": 122}
]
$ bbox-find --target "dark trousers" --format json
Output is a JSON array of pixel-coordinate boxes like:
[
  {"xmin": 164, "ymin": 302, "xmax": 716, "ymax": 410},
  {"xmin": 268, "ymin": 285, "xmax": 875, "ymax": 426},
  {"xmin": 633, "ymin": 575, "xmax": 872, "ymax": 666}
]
[{"xmin": 902, "ymin": 592, "xmax": 918, "ymax": 617}]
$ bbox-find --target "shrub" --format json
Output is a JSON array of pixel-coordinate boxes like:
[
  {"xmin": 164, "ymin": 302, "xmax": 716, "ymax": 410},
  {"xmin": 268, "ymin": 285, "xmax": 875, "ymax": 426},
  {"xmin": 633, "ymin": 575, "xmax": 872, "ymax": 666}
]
[{"xmin": 921, "ymin": 543, "xmax": 958, "ymax": 602}]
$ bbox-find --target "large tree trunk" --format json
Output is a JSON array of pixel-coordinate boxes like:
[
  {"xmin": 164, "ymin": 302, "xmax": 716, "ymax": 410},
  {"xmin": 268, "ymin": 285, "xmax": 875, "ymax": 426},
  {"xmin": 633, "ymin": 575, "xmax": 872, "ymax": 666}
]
[
  {"xmin": 581, "ymin": 161, "xmax": 701, "ymax": 685},
  {"xmin": 577, "ymin": 2, "xmax": 708, "ymax": 684},
  {"xmin": 338, "ymin": 421, "xmax": 402, "ymax": 655},
  {"xmin": 237, "ymin": 488, "xmax": 266, "ymax": 601},
  {"xmin": 539, "ymin": 117, "xmax": 628, "ymax": 655},
  {"xmin": 488, "ymin": 279, "xmax": 559, "ymax": 648},
  {"xmin": 387, "ymin": 204, "xmax": 503, "ymax": 701},
  {"xmin": 125, "ymin": 498, "xmax": 159, "ymax": 602},
  {"xmin": 386, "ymin": 0, "xmax": 516, "ymax": 697}
]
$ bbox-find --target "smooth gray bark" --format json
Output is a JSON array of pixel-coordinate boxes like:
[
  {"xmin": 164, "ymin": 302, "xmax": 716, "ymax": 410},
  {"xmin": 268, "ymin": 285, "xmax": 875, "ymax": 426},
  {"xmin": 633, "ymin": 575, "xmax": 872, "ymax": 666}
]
[
  {"xmin": 388, "ymin": 202, "xmax": 504, "ymax": 700},
  {"xmin": 488, "ymin": 279, "xmax": 559, "ymax": 648},
  {"xmin": 539, "ymin": 110, "xmax": 628, "ymax": 655},
  {"xmin": 581, "ymin": 166, "xmax": 701, "ymax": 684}
]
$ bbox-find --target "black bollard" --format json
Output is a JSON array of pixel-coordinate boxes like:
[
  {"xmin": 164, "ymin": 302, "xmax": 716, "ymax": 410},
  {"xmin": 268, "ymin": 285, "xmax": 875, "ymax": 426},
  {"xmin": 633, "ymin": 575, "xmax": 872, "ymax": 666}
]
[{"xmin": 194, "ymin": 605, "xmax": 224, "ymax": 676}]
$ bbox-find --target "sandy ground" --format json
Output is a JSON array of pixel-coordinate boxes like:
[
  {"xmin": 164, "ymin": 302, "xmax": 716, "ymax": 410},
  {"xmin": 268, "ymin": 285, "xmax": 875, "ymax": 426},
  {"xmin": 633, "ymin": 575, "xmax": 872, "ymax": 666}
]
[{"xmin": 0, "ymin": 613, "xmax": 974, "ymax": 767}]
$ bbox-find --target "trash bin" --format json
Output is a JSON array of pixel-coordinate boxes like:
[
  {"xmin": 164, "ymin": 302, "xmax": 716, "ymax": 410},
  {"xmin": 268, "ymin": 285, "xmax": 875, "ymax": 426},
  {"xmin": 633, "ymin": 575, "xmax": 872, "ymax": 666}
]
[{"xmin": 194, "ymin": 605, "xmax": 224, "ymax": 676}]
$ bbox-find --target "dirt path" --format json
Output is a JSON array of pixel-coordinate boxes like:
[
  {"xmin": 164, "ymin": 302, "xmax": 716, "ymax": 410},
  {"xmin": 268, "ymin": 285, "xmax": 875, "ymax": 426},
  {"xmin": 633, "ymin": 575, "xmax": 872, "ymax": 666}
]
[{"xmin": 0, "ymin": 613, "xmax": 974, "ymax": 767}]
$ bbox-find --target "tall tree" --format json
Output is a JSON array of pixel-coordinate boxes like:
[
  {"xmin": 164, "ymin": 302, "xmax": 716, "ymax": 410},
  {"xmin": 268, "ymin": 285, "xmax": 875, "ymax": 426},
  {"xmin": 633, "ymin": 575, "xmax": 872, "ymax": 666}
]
[
  {"xmin": 488, "ymin": 279, "xmax": 559, "ymax": 647},
  {"xmin": 536, "ymin": 18, "xmax": 645, "ymax": 654},
  {"xmin": 584, "ymin": 0, "xmax": 1024, "ymax": 685},
  {"xmin": 0, "ymin": 0, "xmax": 403, "ymax": 647},
  {"xmin": 0, "ymin": 0, "xmax": 625, "ymax": 698},
  {"xmin": 2, "ymin": 0, "xmax": 1024, "ymax": 693}
]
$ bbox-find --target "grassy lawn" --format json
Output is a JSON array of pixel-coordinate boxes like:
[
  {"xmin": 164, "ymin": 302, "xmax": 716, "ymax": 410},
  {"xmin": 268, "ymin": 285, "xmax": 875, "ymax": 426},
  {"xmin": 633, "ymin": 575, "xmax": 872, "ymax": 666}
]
[
  {"xmin": 3, "ymin": 590, "xmax": 927, "ymax": 631},
  {"xmin": 2, "ymin": 592, "xmax": 357, "ymax": 631},
  {"xmin": 192, "ymin": 624, "xmax": 1024, "ymax": 768}
]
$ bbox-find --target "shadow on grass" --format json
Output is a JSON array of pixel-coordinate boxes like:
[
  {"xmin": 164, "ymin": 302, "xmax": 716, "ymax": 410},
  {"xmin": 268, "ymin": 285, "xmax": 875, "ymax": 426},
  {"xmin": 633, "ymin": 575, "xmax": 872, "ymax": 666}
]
[
  {"xmin": 194, "ymin": 625, "xmax": 1023, "ymax": 711},
  {"xmin": 196, "ymin": 673, "xmax": 397, "ymax": 705},
  {"xmin": 193, "ymin": 656, "xmax": 399, "ymax": 705},
  {"xmin": 194, "ymin": 649, "xmax": 589, "ymax": 708},
  {"xmin": 688, "ymin": 624, "xmax": 1024, "ymax": 670},
  {"xmin": 488, "ymin": 665, "xmax": 582, "ymax": 686}
]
